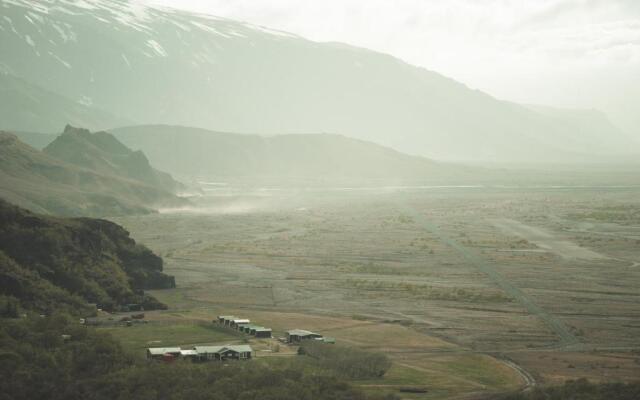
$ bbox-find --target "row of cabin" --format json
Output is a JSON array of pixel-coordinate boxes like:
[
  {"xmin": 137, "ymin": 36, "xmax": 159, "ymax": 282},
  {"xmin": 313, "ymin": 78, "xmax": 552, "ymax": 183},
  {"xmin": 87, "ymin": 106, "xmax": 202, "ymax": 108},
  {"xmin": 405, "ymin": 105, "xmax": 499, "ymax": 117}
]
[
  {"xmin": 217, "ymin": 315, "xmax": 272, "ymax": 338},
  {"xmin": 147, "ymin": 345, "xmax": 253, "ymax": 362}
]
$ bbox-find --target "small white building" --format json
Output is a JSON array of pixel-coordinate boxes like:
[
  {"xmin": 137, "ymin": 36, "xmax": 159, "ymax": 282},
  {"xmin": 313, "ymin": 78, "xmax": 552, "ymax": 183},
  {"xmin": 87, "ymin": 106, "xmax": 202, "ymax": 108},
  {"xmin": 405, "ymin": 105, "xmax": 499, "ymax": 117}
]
[{"xmin": 146, "ymin": 347, "xmax": 181, "ymax": 359}]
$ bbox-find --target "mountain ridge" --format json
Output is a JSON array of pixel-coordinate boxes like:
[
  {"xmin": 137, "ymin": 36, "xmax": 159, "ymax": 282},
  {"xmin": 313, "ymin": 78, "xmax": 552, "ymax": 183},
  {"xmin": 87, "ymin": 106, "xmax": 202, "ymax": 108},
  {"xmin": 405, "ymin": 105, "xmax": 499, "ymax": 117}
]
[
  {"xmin": 0, "ymin": 130, "xmax": 185, "ymax": 217},
  {"xmin": 1, "ymin": 0, "xmax": 638, "ymax": 162},
  {"xmin": 44, "ymin": 125, "xmax": 183, "ymax": 194},
  {"xmin": 109, "ymin": 124, "xmax": 477, "ymax": 183}
]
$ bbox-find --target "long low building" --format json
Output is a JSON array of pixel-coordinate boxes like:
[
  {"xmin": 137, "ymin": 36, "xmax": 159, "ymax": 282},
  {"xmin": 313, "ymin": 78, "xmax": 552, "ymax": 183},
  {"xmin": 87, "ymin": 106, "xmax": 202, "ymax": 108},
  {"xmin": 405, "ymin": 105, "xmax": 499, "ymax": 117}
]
[
  {"xmin": 239, "ymin": 324, "xmax": 272, "ymax": 337},
  {"xmin": 230, "ymin": 318, "xmax": 250, "ymax": 328},
  {"xmin": 217, "ymin": 315, "xmax": 272, "ymax": 338},
  {"xmin": 217, "ymin": 315, "xmax": 238, "ymax": 326},
  {"xmin": 286, "ymin": 329, "xmax": 323, "ymax": 343},
  {"xmin": 147, "ymin": 345, "xmax": 253, "ymax": 361},
  {"xmin": 253, "ymin": 327, "xmax": 272, "ymax": 338},
  {"xmin": 193, "ymin": 345, "xmax": 253, "ymax": 360},
  {"xmin": 146, "ymin": 347, "xmax": 181, "ymax": 359}
]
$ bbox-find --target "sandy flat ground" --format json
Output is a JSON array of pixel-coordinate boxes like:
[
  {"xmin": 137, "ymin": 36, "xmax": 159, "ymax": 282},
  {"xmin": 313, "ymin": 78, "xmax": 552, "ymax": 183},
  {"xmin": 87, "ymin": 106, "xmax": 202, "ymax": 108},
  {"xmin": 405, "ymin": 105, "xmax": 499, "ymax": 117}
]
[
  {"xmin": 114, "ymin": 185, "xmax": 640, "ymax": 397},
  {"xmin": 492, "ymin": 218, "xmax": 605, "ymax": 260}
]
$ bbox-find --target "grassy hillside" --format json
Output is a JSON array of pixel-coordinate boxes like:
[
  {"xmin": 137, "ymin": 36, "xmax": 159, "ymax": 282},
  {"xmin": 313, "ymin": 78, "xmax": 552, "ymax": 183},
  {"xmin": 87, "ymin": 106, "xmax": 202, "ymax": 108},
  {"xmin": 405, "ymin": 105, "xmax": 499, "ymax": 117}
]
[
  {"xmin": 0, "ymin": 132, "xmax": 185, "ymax": 217},
  {"xmin": 498, "ymin": 379, "xmax": 640, "ymax": 400},
  {"xmin": 0, "ymin": 199, "xmax": 174, "ymax": 315},
  {"xmin": 8, "ymin": 131, "xmax": 56, "ymax": 150},
  {"xmin": 45, "ymin": 125, "xmax": 182, "ymax": 193},
  {"xmin": 0, "ymin": 314, "xmax": 378, "ymax": 400}
]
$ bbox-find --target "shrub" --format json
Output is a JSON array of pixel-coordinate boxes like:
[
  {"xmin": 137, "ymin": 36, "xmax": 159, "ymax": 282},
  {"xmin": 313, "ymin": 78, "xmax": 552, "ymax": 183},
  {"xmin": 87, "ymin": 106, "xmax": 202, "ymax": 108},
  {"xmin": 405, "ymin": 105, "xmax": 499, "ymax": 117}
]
[{"xmin": 299, "ymin": 340, "xmax": 392, "ymax": 379}]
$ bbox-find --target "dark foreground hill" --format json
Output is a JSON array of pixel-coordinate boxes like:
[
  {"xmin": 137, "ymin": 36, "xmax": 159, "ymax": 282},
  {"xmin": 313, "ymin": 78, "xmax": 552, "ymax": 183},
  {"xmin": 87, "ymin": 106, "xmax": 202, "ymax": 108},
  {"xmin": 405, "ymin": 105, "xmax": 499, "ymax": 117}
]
[
  {"xmin": 0, "ymin": 131, "xmax": 184, "ymax": 217},
  {"xmin": 111, "ymin": 125, "xmax": 476, "ymax": 183},
  {"xmin": 0, "ymin": 199, "xmax": 174, "ymax": 315}
]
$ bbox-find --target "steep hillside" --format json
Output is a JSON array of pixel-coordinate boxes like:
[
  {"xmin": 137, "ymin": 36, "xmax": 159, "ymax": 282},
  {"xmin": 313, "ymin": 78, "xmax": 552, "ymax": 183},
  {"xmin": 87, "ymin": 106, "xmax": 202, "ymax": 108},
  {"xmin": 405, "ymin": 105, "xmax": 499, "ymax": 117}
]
[
  {"xmin": 111, "ymin": 125, "xmax": 474, "ymax": 182},
  {"xmin": 9, "ymin": 130, "xmax": 56, "ymax": 149},
  {"xmin": 526, "ymin": 105, "xmax": 638, "ymax": 154},
  {"xmin": 0, "ymin": 132, "xmax": 184, "ymax": 216},
  {"xmin": 45, "ymin": 125, "xmax": 182, "ymax": 193},
  {"xmin": 0, "ymin": 71, "xmax": 129, "ymax": 132},
  {"xmin": 0, "ymin": 199, "xmax": 174, "ymax": 315},
  {"xmin": 1, "ymin": 0, "xmax": 637, "ymax": 162}
]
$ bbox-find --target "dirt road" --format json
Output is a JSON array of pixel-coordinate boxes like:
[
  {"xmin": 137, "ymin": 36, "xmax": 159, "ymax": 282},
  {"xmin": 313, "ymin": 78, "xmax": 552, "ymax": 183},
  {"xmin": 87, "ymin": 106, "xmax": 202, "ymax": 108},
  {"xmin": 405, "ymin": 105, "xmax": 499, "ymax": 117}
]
[
  {"xmin": 492, "ymin": 218, "xmax": 605, "ymax": 260},
  {"xmin": 398, "ymin": 203, "xmax": 580, "ymax": 347}
]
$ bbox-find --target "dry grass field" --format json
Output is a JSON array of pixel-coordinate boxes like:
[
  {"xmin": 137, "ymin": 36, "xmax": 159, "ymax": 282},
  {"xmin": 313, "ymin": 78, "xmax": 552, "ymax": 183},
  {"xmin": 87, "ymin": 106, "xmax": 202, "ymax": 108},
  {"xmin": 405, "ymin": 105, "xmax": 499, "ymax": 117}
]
[{"xmin": 111, "ymin": 185, "xmax": 640, "ymax": 399}]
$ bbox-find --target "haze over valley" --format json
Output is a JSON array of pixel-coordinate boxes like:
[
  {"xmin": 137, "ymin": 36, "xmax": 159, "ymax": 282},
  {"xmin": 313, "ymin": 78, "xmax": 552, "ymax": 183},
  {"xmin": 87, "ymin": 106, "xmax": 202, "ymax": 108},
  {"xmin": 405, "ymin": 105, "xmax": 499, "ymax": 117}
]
[{"xmin": 1, "ymin": 1, "xmax": 639, "ymax": 400}]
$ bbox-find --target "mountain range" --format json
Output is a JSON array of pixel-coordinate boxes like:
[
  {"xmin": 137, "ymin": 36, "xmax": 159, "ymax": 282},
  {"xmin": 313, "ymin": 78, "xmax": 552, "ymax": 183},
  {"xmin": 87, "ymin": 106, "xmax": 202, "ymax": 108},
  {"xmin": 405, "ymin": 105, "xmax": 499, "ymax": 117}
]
[
  {"xmin": 1, "ymin": 0, "xmax": 637, "ymax": 163},
  {"xmin": 109, "ymin": 125, "xmax": 476, "ymax": 183}
]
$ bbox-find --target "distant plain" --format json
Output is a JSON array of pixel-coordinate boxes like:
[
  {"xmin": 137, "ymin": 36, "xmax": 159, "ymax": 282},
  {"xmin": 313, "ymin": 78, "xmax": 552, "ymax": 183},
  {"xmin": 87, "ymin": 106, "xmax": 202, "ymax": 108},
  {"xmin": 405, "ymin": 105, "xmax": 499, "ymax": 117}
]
[{"xmin": 111, "ymin": 179, "xmax": 640, "ymax": 399}]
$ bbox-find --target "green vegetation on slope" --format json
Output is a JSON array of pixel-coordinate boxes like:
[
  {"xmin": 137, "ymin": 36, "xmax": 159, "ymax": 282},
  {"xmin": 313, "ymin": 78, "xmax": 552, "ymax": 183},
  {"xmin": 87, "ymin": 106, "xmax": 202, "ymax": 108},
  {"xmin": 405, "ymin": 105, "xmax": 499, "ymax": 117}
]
[
  {"xmin": 0, "ymin": 199, "xmax": 174, "ymax": 314},
  {"xmin": 498, "ymin": 379, "xmax": 640, "ymax": 400},
  {"xmin": 7, "ymin": 131, "xmax": 56, "ymax": 150},
  {"xmin": 0, "ymin": 314, "xmax": 394, "ymax": 400},
  {"xmin": 45, "ymin": 125, "xmax": 182, "ymax": 194},
  {"xmin": 99, "ymin": 322, "xmax": 240, "ymax": 353},
  {"xmin": 299, "ymin": 340, "xmax": 392, "ymax": 379},
  {"xmin": 0, "ymin": 132, "xmax": 184, "ymax": 217}
]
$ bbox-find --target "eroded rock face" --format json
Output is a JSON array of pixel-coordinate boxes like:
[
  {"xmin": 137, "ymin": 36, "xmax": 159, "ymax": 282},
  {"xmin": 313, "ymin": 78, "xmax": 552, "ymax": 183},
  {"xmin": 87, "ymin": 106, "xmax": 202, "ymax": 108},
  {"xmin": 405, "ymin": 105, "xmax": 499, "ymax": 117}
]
[{"xmin": 45, "ymin": 125, "xmax": 183, "ymax": 194}]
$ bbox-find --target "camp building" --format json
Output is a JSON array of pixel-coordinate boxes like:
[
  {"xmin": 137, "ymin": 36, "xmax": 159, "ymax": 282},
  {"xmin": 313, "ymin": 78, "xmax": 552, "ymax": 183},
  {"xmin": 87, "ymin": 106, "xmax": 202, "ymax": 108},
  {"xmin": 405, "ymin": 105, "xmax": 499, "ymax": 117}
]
[
  {"xmin": 216, "ymin": 314, "xmax": 272, "ymax": 338},
  {"xmin": 217, "ymin": 315, "xmax": 238, "ymax": 326},
  {"xmin": 146, "ymin": 347, "xmax": 181, "ymax": 360},
  {"xmin": 286, "ymin": 329, "xmax": 323, "ymax": 343},
  {"xmin": 147, "ymin": 345, "xmax": 253, "ymax": 361},
  {"xmin": 253, "ymin": 327, "xmax": 272, "ymax": 338},
  {"xmin": 193, "ymin": 345, "xmax": 253, "ymax": 360},
  {"xmin": 229, "ymin": 318, "xmax": 250, "ymax": 328}
]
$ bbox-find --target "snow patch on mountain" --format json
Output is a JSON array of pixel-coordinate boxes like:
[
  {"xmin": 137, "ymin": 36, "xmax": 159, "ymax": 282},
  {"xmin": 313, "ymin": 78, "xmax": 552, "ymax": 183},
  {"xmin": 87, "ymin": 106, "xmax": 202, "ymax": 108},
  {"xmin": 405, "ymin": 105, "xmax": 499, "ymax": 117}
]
[
  {"xmin": 78, "ymin": 95, "xmax": 93, "ymax": 106},
  {"xmin": 246, "ymin": 24, "xmax": 299, "ymax": 39},
  {"xmin": 26, "ymin": 11, "xmax": 45, "ymax": 25},
  {"xmin": 190, "ymin": 20, "xmax": 232, "ymax": 38},
  {"xmin": 51, "ymin": 22, "xmax": 76, "ymax": 42},
  {"xmin": 227, "ymin": 29, "xmax": 247, "ymax": 38},
  {"xmin": 121, "ymin": 53, "xmax": 131, "ymax": 68},
  {"xmin": 67, "ymin": 0, "xmax": 99, "ymax": 11},
  {"xmin": 24, "ymin": 34, "xmax": 35, "ymax": 47},
  {"xmin": 146, "ymin": 39, "xmax": 167, "ymax": 57},
  {"xmin": 48, "ymin": 51, "xmax": 71, "ymax": 68},
  {"xmin": 170, "ymin": 19, "xmax": 191, "ymax": 32},
  {"xmin": 2, "ymin": 15, "xmax": 19, "ymax": 35},
  {"xmin": 3, "ymin": 0, "xmax": 48, "ymax": 14}
]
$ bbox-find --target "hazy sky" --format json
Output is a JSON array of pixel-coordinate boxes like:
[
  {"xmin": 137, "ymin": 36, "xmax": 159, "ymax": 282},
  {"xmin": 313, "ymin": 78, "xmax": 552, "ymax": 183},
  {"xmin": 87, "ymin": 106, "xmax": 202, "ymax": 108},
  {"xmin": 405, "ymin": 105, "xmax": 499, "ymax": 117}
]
[{"xmin": 145, "ymin": 0, "xmax": 640, "ymax": 136}]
